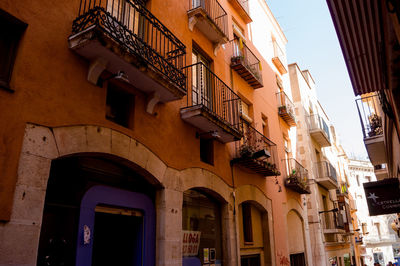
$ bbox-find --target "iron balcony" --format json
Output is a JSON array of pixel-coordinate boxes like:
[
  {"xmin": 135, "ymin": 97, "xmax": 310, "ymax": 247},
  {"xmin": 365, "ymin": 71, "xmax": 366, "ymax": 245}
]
[
  {"xmin": 276, "ymin": 91, "xmax": 296, "ymax": 126},
  {"xmin": 314, "ymin": 161, "xmax": 338, "ymax": 190},
  {"xmin": 69, "ymin": 0, "xmax": 187, "ymax": 104},
  {"xmin": 320, "ymin": 210, "xmax": 345, "ymax": 235},
  {"xmin": 307, "ymin": 114, "xmax": 331, "ymax": 147},
  {"xmin": 283, "ymin": 158, "xmax": 310, "ymax": 194},
  {"xmin": 231, "ymin": 123, "xmax": 280, "ymax": 176},
  {"xmin": 187, "ymin": 0, "xmax": 228, "ymax": 53},
  {"xmin": 230, "ymin": 39, "xmax": 263, "ymax": 89},
  {"xmin": 356, "ymin": 94, "xmax": 387, "ymax": 165},
  {"xmin": 180, "ymin": 62, "xmax": 243, "ymax": 143}
]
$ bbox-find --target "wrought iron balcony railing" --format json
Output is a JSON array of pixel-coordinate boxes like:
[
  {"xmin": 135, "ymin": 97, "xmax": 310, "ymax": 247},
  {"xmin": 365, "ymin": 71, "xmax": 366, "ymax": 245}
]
[
  {"xmin": 308, "ymin": 114, "xmax": 330, "ymax": 139},
  {"xmin": 189, "ymin": 0, "xmax": 228, "ymax": 38},
  {"xmin": 320, "ymin": 210, "xmax": 345, "ymax": 233},
  {"xmin": 181, "ymin": 62, "xmax": 242, "ymax": 142},
  {"xmin": 232, "ymin": 123, "xmax": 280, "ymax": 176},
  {"xmin": 315, "ymin": 161, "xmax": 338, "ymax": 189},
  {"xmin": 71, "ymin": 0, "xmax": 186, "ymax": 91},
  {"xmin": 284, "ymin": 158, "xmax": 310, "ymax": 194},
  {"xmin": 230, "ymin": 39, "xmax": 263, "ymax": 89},
  {"xmin": 276, "ymin": 91, "xmax": 296, "ymax": 126},
  {"xmin": 356, "ymin": 94, "xmax": 383, "ymax": 139},
  {"xmin": 307, "ymin": 114, "xmax": 331, "ymax": 147},
  {"xmin": 356, "ymin": 94, "xmax": 386, "ymax": 165}
]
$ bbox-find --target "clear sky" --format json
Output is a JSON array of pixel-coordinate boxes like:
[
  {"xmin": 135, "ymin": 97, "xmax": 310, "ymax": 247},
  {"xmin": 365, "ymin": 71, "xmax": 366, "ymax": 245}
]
[{"xmin": 267, "ymin": 0, "xmax": 368, "ymax": 159}]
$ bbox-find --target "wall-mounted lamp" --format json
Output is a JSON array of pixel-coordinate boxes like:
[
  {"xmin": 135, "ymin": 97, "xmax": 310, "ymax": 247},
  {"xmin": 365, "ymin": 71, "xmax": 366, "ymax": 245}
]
[
  {"xmin": 103, "ymin": 71, "xmax": 130, "ymax": 83},
  {"xmin": 196, "ymin": 131, "xmax": 220, "ymax": 140}
]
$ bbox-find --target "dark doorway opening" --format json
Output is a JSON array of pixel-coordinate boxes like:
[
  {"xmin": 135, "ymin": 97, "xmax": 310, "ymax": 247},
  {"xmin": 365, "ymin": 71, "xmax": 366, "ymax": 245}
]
[
  {"xmin": 290, "ymin": 252, "xmax": 306, "ymax": 266},
  {"xmin": 241, "ymin": 254, "xmax": 261, "ymax": 266},
  {"xmin": 37, "ymin": 156, "xmax": 156, "ymax": 266},
  {"xmin": 92, "ymin": 206, "xmax": 144, "ymax": 266}
]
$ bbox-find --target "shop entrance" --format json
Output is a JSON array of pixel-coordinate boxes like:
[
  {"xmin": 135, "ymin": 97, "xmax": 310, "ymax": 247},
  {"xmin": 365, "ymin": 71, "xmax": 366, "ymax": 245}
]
[
  {"xmin": 37, "ymin": 156, "xmax": 156, "ymax": 266},
  {"xmin": 91, "ymin": 206, "xmax": 144, "ymax": 266}
]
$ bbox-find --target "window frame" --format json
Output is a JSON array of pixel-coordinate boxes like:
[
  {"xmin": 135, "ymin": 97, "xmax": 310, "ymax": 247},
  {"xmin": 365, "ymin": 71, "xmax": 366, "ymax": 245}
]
[
  {"xmin": 242, "ymin": 202, "xmax": 253, "ymax": 243},
  {"xmin": 0, "ymin": 9, "xmax": 27, "ymax": 91}
]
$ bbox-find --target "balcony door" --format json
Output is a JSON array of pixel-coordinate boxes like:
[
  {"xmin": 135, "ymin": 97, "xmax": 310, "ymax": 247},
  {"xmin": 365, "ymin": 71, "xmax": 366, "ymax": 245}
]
[
  {"xmin": 192, "ymin": 0, "xmax": 204, "ymax": 9},
  {"xmin": 107, "ymin": 0, "xmax": 145, "ymax": 39},
  {"xmin": 192, "ymin": 50, "xmax": 212, "ymax": 109}
]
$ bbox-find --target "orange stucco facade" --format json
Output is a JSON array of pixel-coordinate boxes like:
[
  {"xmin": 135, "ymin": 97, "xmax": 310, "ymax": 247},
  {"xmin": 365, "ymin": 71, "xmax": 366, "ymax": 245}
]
[{"xmin": 0, "ymin": 0, "xmax": 307, "ymax": 265}]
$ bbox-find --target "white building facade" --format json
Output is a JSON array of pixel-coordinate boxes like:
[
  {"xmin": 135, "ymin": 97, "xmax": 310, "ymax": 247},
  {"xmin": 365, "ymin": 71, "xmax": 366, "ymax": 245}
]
[{"xmin": 347, "ymin": 159, "xmax": 400, "ymax": 266}]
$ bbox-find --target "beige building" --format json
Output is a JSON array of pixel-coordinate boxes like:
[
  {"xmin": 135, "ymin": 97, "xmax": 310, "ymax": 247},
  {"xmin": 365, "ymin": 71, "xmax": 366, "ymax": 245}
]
[{"xmin": 289, "ymin": 63, "xmax": 354, "ymax": 266}]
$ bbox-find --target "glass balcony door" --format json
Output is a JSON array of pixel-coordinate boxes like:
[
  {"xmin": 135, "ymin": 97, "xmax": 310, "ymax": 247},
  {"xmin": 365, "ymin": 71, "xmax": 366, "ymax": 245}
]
[
  {"xmin": 107, "ymin": 0, "xmax": 144, "ymax": 38},
  {"xmin": 192, "ymin": 50, "xmax": 212, "ymax": 109}
]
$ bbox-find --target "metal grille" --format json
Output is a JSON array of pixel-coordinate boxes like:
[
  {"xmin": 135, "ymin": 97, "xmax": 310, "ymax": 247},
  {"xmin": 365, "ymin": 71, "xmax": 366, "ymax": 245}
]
[
  {"xmin": 276, "ymin": 91, "xmax": 295, "ymax": 117},
  {"xmin": 307, "ymin": 114, "xmax": 330, "ymax": 140},
  {"xmin": 188, "ymin": 0, "xmax": 228, "ymax": 37},
  {"xmin": 356, "ymin": 94, "xmax": 383, "ymax": 138},
  {"xmin": 183, "ymin": 62, "xmax": 242, "ymax": 132},
  {"xmin": 230, "ymin": 39, "xmax": 262, "ymax": 81},
  {"xmin": 235, "ymin": 123, "xmax": 278, "ymax": 170},
  {"xmin": 315, "ymin": 161, "xmax": 337, "ymax": 183},
  {"xmin": 284, "ymin": 158, "xmax": 308, "ymax": 185},
  {"xmin": 72, "ymin": 0, "xmax": 187, "ymax": 91}
]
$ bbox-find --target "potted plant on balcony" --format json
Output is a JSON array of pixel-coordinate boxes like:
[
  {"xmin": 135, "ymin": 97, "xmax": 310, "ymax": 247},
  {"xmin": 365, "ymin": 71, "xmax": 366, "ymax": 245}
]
[
  {"xmin": 231, "ymin": 55, "xmax": 244, "ymax": 65},
  {"xmin": 239, "ymin": 144, "xmax": 255, "ymax": 158},
  {"xmin": 286, "ymin": 169, "xmax": 307, "ymax": 189},
  {"xmin": 368, "ymin": 114, "xmax": 383, "ymax": 137},
  {"xmin": 278, "ymin": 105, "xmax": 287, "ymax": 115},
  {"xmin": 264, "ymin": 161, "xmax": 280, "ymax": 176}
]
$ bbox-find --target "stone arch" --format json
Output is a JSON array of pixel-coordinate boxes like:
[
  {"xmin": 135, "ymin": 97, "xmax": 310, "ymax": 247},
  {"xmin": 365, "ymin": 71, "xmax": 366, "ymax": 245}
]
[
  {"xmin": 8, "ymin": 123, "xmax": 240, "ymax": 266},
  {"xmin": 286, "ymin": 198, "xmax": 304, "ymax": 218},
  {"xmin": 19, "ymin": 124, "xmax": 168, "ymax": 188},
  {"xmin": 286, "ymin": 198, "xmax": 310, "ymax": 266},
  {"xmin": 235, "ymin": 185, "xmax": 275, "ymax": 266},
  {"xmin": 11, "ymin": 124, "xmax": 172, "ymax": 264}
]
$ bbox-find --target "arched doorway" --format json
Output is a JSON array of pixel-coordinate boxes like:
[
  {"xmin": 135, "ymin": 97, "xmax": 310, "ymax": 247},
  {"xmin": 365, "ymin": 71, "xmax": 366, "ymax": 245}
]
[
  {"xmin": 182, "ymin": 189, "xmax": 224, "ymax": 266},
  {"xmin": 36, "ymin": 155, "xmax": 157, "ymax": 266},
  {"xmin": 238, "ymin": 201, "xmax": 270, "ymax": 266},
  {"xmin": 287, "ymin": 210, "xmax": 306, "ymax": 266}
]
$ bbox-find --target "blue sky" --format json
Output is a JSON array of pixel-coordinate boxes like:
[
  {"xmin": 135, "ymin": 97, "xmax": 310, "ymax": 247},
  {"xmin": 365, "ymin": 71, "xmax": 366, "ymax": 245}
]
[{"xmin": 267, "ymin": 0, "xmax": 368, "ymax": 159}]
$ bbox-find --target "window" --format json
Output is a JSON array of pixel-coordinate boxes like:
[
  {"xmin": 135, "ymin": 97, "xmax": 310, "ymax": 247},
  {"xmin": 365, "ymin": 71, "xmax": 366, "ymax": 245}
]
[
  {"xmin": 365, "ymin": 176, "xmax": 371, "ymax": 182},
  {"xmin": 200, "ymin": 138, "xmax": 213, "ymax": 165},
  {"xmin": 374, "ymin": 223, "xmax": 381, "ymax": 239},
  {"xmin": 182, "ymin": 190, "xmax": 222, "ymax": 265},
  {"xmin": 241, "ymin": 101, "xmax": 253, "ymax": 123},
  {"xmin": 0, "ymin": 9, "xmax": 27, "ymax": 91},
  {"xmin": 242, "ymin": 202, "xmax": 253, "ymax": 243},
  {"xmin": 361, "ymin": 222, "xmax": 368, "ymax": 235},
  {"xmin": 262, "ymin": 115, "xmax": 269, "ymax": 138},
  {"xmin": 106, "ymin": 84, "xmax": 134, "ymax": 128},
  {"xmin": 356, "ymin": 175, "xmax": 360, "ymax": 186},
  {"xmin": 106, "ymin": 0, "xmax": 144, "ymax": 37},
  {"xmin": 276, "ymin": 74, "xmax": 283, "ymax": 91},
  {"xmin": 192, "ymin": 49, "xmax": 211, "ymax": 107},
  {"xmin": 241, "ymin": 254, "xmax": 261, "ymax": 266}
]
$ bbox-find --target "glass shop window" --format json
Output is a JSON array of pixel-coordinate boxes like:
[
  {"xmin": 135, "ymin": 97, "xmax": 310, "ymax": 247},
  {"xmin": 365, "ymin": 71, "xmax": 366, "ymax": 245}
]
[{"xmin": 182, "ymin": 189, "xmax": 223, "ymax": 266}]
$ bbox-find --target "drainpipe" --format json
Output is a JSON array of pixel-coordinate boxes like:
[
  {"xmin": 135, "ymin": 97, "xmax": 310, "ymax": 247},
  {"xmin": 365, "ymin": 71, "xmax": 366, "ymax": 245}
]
[{"xmin": 231, "ymin": 163, "xmax": 240, "ymax": 266}]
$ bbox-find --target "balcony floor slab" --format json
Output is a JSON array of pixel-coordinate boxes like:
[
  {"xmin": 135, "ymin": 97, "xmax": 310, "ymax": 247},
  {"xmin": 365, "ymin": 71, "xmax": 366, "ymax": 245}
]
[
  {"xmin": 180, "ymin": 105, "xmax": 242, "ymax": 143},
  {"xmin": 69, "ymin": 27, "xmax": 186, "ymax": 103}
]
